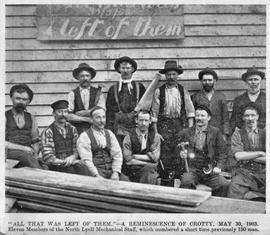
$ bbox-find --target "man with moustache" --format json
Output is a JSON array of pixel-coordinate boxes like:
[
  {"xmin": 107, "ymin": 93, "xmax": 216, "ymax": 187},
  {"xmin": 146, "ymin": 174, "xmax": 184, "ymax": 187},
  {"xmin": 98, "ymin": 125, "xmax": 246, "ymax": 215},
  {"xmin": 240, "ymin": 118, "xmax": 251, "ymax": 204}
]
[
  {"xmin": 151, "ymin": 60, "xmax": 195, "ymax": 179},
  {"xmin": 5, "ymin": 84, "xmax": 42, "ymax": 168},
  {"xmin": 41, "ymin": 100, "xmax": 90, "ymax": 175},
  {"xmin": 177, "ymin": 105, "xmax": 229, "ymax": 197},
  {"xmin": 67, "ymin": 63, "xmax": 106, "ymax": 134},
  {"xmin": 191, "ymin": 68, "xmax": 230, "ymax": 140},
  {"xmin": 230, "ymin": 66, "xmax": 266, "ymax": 133},
  {"xmin": 106, "ymin": 56, "xmax": 145, "ymax": 145},
  {"xmin": 77, "ymin": 106, "xmax": 128, "ymax": 180},
  {"xmin": 122, "ymin": 110, "xmax": 160, "ymax": 184},
  {"xmin": 228, "ymin": 104, "xmax": 265, "ymax": 201}
]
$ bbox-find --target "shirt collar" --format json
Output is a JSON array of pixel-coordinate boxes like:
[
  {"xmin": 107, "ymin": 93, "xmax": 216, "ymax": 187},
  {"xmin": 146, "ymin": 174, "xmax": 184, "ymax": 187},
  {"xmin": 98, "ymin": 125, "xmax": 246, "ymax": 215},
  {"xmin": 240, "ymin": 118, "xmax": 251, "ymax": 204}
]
[
  {"xmin": 165, "ymin": 83, "xmax": 178, "ymax": 89},
  {"xmin": 11, "ymin": 108, "xmax": 25, "ymax": 116},
  {"xmin": 91, "ymin": 126, "xmax": 105, "ymax": 135},
  {"xmin": 79, "ymin": 86, "xmax": 90, "ymax": 91},
  {"xmin": 118, "ymin": 78, "xmax": 134, "ymax": 93},
  {"xmin": 136, "ymin": 128, "xmax": 148, "ymax": 137},
  {"xmin": 195, "ymin": 125, "xmax": 208, "ymax": 133},
  {"xmin": 246, "ymin": 126, "xmax": 258, "ymax": 134}
]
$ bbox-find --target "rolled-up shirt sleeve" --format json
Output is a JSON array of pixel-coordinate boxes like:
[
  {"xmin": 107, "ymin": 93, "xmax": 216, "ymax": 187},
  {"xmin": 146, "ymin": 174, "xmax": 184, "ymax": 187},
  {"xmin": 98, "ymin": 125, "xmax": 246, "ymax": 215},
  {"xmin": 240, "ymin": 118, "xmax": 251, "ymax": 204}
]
[
  {"xmin": 96, "ymin": 91, "xmax": 106, "ymax": 110},
  {"xmin": 41, "ymin": 128, "xmax": 56, "ymax": 164},
  {"xmin": 108, "ymin": 130, "xmax": 123, "ymax": 173},
  {"xmin": 151, "ymin": 89, "xmax": 160, "ymax": 123},
  {"xmin": 231, "ymin": 128, "xmax": 244, "ymax": 156},
  {"xmin": 122, "ymin": 135, "xmax": 133, "ymax": 162},
  {"xmin": 67, "ymin": 91, "xmax": 75, "ymax": 113},
  {"xmin": 147, "ymin": 133, "xmax": 161, "ymax": 163},
  {"xmin": 183, "ymin": 88, "xmax": 195, "ymax": 118},
  {"xmin": 77, "ymin": 132, "xmax": 99, "ymax": 176}
]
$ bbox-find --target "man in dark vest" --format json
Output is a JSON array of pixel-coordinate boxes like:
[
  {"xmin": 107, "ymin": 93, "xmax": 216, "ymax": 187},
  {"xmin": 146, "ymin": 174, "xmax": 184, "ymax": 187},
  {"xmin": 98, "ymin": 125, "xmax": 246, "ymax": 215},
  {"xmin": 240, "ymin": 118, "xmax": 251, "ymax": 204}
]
[
  {"xmin": 228, "ymin": 104, "xmax": 265, "ymax": 201},
  {"xmin": 177, "ymin": 105, "xmax": 229, "ymax": 197},
  {"xmin": 41, "ymin": 100, "xmax": 90, "ymax": 175},
  {"xmin": 122, "ymin": 109, "xmax": 160, "ymax": 184},
  {"xmin": 151, "ymin": 60, "xmax": 195, "ymax": 179},
  {"xmin": 106, "ymin": 56, "xmax": 145, "ymax": 145},
  {"xmin": 67, "ymin": 63, "xmax": 105, "ymax": 134},
  {"xmin": 5, "ymin": 84, "xmax": 42, "ymax": 168},
  {"xmin": 191, "ymin": 68, "xmax": 230, "ymax": 141},
  {"xmin": 230, "ymin": 66, "xmax": 266, "ymax": 134},
  {"xmin": 77, "ymin": 106, "xmax": 129, "ymax": 180}
]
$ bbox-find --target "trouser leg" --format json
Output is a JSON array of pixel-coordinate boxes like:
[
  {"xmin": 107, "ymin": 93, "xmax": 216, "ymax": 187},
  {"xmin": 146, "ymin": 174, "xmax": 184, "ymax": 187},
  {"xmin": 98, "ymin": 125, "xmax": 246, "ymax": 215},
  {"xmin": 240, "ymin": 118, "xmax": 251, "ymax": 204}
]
[
  {"xmin": 180, "ymin": 171, "xmax": 199, "ymax": 189},
  {"xmin": 138, "ymin": 164, "xmax": 159, "ymax": 185},
  {"xmin": 7, "ymin": 149, "xmax": 42, "ymax": 169},
  {"xmin": 204, "ymin": 174, "xmax": 229, "ymax": 197}
]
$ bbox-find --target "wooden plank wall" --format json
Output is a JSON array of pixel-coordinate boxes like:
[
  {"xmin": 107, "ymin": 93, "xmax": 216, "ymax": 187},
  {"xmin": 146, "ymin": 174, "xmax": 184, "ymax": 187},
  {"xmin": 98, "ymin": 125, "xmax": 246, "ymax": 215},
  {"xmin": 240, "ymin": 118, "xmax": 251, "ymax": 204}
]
[{"xmin": 5, "ymin": 4, "xmax": 266, "ymax": 132}]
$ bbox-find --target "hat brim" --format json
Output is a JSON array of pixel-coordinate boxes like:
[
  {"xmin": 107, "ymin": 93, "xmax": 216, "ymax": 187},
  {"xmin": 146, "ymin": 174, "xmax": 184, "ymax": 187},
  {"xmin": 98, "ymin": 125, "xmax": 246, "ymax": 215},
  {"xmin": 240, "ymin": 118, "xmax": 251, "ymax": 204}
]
[
  {"xmin": 10, "ymin": 84, "xmax": 34, "ymax": 103},
  {"xmin": 242, "ymin": 71, "xmax": 265, "ymax": 81},
  {"xmin": 114, "ymin": 58, "xmax": 137, "ymax": 73},
  {"xmin": 72, "ymin": 67, "xmax": 96, "ymax": 80},
  {"xmin": 159, "ymin": 68, "xmax": 183, "ymax": 75},
  {"xmin": 198, "ymin": 70, "xmax": 218, "ymax": 80}
]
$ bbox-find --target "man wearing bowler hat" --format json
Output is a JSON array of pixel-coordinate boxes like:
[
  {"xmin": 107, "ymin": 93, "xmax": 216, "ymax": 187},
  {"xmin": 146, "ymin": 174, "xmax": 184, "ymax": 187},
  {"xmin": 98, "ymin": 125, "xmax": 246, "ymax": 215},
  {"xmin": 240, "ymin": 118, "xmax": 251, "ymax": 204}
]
[
  {"xmin": 66, "ymin": 63, "xmax": 106, "ymax": 134},
  {"xmin": 192, "ymin": 68, "xmax": 230, "ymax": 140},
  {"xmin": 106, "ymin": 56, "xmax": 145, "ymax": 145},
  {"xmin": 230, "ymin": 66, "xmax": 266, "ymax": 133},
  {"xmin": 177, "ymin": 105, "xmax": 229, "ymax": 197},
  {"xmin": 151, "ymin": 60, "xmax": 195, "ymax": 179},
  {"xmin": 5, "ymin": 84, "xmax": 42, "ymax": 168},
  {"xmin": 41, "ymin": 100, "xmax": 90, "ymax": 175}
]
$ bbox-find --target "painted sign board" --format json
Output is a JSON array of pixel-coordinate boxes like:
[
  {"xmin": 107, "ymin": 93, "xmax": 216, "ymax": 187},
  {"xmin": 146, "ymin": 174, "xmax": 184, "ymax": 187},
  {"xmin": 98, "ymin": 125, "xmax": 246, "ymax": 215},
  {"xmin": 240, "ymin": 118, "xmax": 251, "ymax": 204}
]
[{"xmin": 37, "ymin": 5, "xmax": 184, "ymax": 40}]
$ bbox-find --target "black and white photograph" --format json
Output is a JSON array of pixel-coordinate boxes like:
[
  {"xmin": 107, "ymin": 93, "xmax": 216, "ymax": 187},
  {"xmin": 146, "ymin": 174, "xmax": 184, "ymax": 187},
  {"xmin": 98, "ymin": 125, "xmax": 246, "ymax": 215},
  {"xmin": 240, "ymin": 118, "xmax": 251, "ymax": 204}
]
[{"xmin": 1, "ymin": 1, "xmax": 269, "ymax": 234}]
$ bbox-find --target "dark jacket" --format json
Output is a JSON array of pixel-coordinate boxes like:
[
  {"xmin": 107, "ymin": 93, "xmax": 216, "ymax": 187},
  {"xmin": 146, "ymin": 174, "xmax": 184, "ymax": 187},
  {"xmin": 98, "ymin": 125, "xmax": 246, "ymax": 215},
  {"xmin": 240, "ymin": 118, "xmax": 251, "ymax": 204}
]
[
  {"xmin": 191, "ymin": 90, "xmax": 230, "ymax": 135},
  {"xmin": 177, "ymin": 125, "xmax": 228, "ymax": 170}
]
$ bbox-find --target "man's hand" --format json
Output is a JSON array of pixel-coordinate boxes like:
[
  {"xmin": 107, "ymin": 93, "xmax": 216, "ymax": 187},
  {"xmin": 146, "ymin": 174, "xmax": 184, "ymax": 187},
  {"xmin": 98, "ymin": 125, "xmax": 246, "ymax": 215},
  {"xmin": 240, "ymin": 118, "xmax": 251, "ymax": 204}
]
[
  {"xmin": 110, "ymin": 172, "xmax": 120, "ymax": 181},
  {"xmin": 51, "ymin": 159, "xmax": 65, "ymax": 166},
  {"xmin": 213, "ymin": 167, "xmax": 221, "ymax": 174},
  {"xmin": 63, "ymin": 155, "xmax": 77, "ymax": 167}
]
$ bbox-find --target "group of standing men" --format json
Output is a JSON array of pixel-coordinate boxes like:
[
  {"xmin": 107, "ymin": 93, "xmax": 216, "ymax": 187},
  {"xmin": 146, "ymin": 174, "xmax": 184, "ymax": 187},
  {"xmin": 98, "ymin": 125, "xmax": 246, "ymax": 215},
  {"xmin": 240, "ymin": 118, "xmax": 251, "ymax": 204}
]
[{"xmin": 5, "ymin": 56, "xmax": 266, "ymax": 201}]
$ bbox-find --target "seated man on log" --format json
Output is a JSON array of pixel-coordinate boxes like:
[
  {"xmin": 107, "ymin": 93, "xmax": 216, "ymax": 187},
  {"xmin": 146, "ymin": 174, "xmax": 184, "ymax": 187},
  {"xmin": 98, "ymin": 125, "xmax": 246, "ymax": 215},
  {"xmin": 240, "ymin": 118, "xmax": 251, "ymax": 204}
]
[
  {"xmin": 228, "ymin": 104, "xmax": 265, "ymax": 201},
  {"xmin": 122, "ymin": 109, "xmax": 160, "ymax": 184},
  {"xmin": 41, "ymin": 100, "xmax": 90, "ymax": 175},
  {"xmin": 77, "ymin": 106, "xmax": 129, "ymax": 181},
  {"xmin": 177, "ymin": 105, "xmax": 229, "ymax": 197},
  {"xmin": 5, "ymin": 84, "xmax": 42, "ymax": 169}
]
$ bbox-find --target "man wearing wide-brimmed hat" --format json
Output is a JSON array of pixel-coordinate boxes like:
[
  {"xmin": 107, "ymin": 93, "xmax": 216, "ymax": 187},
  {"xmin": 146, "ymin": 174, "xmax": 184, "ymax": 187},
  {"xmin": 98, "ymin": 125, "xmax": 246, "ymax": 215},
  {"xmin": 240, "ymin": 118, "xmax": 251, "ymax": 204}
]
[
  {"xmin": 191, "ymin": 67, "xmax": 230, "ymax": 140},
  {"xmin": 151, "ymin": 60, "xmax": 195, "ymax": 179},
  {"xmin": 66, "ymin": 63, "xmax": 106, "ymax": 134},
  {"xmin": 230, "ymin": 66, "xmax": 266, "ymax": 133},
  {"xmin": 5, "ymin": 84, "xmax": 42, "ymax": 168},
  {"xmin": 106, "ymin": 56, "xmax": 145, "ymax": 145}
]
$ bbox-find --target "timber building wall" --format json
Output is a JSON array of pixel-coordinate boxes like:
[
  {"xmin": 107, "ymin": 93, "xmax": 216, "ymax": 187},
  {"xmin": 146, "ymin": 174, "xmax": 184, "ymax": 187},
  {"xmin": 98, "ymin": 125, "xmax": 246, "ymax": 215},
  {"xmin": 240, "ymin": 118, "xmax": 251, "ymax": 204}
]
[{"xmin": 5, "ymin": 4, "xmax": 266, "ymax": 132}]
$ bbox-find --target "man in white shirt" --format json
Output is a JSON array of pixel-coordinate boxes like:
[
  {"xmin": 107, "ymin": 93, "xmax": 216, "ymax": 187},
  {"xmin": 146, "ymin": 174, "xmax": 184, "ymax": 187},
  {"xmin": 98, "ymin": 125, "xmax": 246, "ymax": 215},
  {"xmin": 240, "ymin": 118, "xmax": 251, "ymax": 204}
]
[
  {"xmin": 77, "ymin": 106, "xmax": 129, "ymax": 181},
  {"xmin": 67, "ymin": 63, "xmax": 106, "ymax": 134}
]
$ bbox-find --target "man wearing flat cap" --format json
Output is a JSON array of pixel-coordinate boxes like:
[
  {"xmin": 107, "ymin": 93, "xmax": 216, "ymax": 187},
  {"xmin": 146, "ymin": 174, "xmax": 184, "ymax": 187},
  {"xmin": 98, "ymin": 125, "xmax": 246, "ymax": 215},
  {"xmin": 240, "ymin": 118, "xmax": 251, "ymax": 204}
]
[
  {"xmin": 77, "ymin": 106, "xmax": 129, "ymax": 181},
  {"xmin": 230, "ymin": 66, "xmax": 266, "ymax": 133},
  {"xmin": 191, "ymin": 68, "xmax": 230, "ymax": 141},
  {"xmin": 41, "ymin": 100, "xmax": 90, "ymax": 175},
  {"xmin": 66, "ymin": 63, "xmax": 106, "ymax": 135},
  {"xmin": 5, "ymin": 84, "xmax": 42, "ymax": 168},
  {"xmin": 151, "ymin": 60, "xmax": 195, "ymax": 179},
  {"xmin": 177, "ymin": 105, "xmax": 229, "ymax": 196},
  {"xmin": 106, "ymin": 56, "xmax": 145, "ymax": 145}
]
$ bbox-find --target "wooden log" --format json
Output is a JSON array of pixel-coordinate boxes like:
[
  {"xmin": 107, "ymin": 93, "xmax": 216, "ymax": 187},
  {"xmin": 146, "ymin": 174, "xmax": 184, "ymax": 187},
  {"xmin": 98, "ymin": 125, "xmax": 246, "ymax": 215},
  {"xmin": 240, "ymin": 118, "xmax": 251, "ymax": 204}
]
[
  {"xmin": 6, "ymin": 180, "xmax": 195, "ymax": 213},
  {"xmin": 6, "ymin": 186, "xmax": 159, "ymax": 213},
  {"xmin": 5, "ymin": 159, "xmax": 19, "ymax": 169},
  {"xmin": 6, "ymin": 167, "xmax": 211, "ymax": 207},
  {"xmin": 5, "ymin": 197, "xmax": 16, "ymax": 212}
]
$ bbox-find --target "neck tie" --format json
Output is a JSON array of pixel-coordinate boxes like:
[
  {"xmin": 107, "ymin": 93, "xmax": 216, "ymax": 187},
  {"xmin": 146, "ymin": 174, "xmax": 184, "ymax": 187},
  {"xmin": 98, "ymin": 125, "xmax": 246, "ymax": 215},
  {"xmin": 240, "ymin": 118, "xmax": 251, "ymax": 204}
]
[{"xmin": 141, "ymin": 135, "xmax": 147, "ymax": 151}]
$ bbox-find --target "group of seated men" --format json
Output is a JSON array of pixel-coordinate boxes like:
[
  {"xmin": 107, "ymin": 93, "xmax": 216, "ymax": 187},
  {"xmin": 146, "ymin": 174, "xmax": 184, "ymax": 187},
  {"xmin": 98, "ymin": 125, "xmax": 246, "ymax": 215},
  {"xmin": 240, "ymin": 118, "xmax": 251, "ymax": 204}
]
[{"xmin": 5, "ymin": 56, "xmax": 266, "ymax": 201}]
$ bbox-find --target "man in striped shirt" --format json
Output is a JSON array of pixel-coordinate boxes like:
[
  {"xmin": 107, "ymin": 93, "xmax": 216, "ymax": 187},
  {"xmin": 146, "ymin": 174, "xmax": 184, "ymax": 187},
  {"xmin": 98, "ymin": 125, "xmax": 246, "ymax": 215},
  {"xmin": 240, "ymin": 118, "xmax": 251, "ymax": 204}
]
[{"xmin": 41, "ymin": 100, "xmax": 90, "ymax": 175}]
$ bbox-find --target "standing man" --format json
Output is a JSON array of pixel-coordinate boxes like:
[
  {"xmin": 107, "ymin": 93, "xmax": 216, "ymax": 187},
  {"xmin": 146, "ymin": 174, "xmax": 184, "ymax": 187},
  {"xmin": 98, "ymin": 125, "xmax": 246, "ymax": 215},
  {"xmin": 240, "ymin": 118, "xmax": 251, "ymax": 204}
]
[
  {"xmin": 5, "ymin": 84, "xmax": 42, "ymax": 168},
  {"xmin": 67, "ymin": 63, "xmax": 106, "ymax": 134},
  {"xmin": 191, "ymin": 68, "xmax": 230, "ymax": 140},
  {"xmin": 230, "ymin": 66, "xmax": 265, "ymax": 133},
  {"xmin": 41, "ymin": 100, "xmax": 90, "ymax": 175},
  {"xmin": 122, "ymin": 110, "xmax": 160, "ymax": 184},
  {"xmin": 228, "ymin": 104, "xmax": 265, "ymax": 201},
  {"xmin": 106, "ymin": 56, "xmax": 145, "ymax": 145},
  {"xmin": 77, "ymin": 106, "xmax": 128, "ymax": 181},
  {"xmin": 177, "ymin": 105, "xmax": 229, "ymax": 197},
  {"xmin": 151, "ymin": 60, "xmax": 195, "ymax": 178}
]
